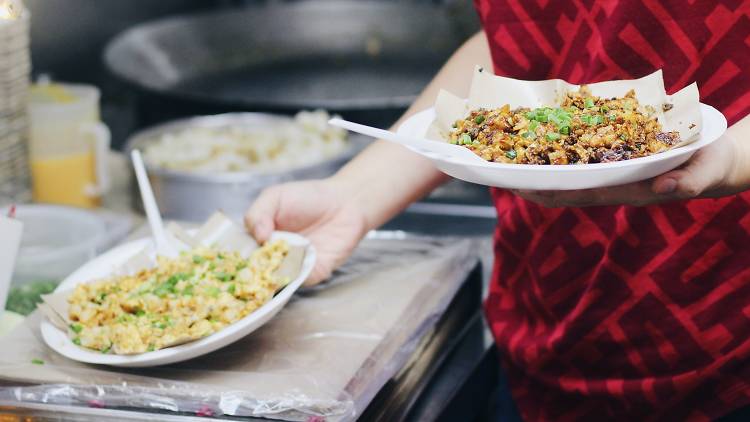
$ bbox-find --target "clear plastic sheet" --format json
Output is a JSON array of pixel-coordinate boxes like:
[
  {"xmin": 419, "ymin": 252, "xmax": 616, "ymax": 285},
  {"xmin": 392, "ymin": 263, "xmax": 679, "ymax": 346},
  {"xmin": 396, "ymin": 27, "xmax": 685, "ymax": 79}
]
[{"xmin": 0, "ymin": 232, "xmax": 480, "ymax": 421}]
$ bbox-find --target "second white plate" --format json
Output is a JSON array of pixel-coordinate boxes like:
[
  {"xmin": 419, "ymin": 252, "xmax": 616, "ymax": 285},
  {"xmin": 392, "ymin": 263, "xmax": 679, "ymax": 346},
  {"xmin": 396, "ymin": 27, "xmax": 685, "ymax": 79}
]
[{"xmin": 40, "ymin": 231, "xmax": 315, "ymax": 368}]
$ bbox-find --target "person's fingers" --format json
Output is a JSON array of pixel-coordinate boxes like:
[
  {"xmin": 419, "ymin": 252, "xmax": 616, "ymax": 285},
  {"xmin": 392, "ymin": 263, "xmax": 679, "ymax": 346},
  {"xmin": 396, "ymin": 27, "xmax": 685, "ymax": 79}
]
[
  {"xmin": 304, "ymin": 263, "xmax": 332, "ymax": 287},
  {"xmin": 652, "ymin": 151, "xmax": 718, "ymax": 198},
  {"xmin": 244, "ymin": 187, "xmax": 281, "ymax": 242},
  {"xmin": 516, "ymin": 181, "xmax": 656, "ymax": 207},
  {"xmin": 653, "ymin": 133, "xmax": 740, "ymax": 198},
  {"xmin": 513, "ymin": 190, "xmax": 558, "ymax": 207}
]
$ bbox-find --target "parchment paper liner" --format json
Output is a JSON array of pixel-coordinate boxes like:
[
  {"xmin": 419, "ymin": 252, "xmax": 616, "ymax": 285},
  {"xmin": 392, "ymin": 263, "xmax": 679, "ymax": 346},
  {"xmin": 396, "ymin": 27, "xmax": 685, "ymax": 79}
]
[
  {"xmin": 39, "ymin": 211, "xmax": 307, "ymax": 354},
  {"xmin": 427, "ymin": 67, "xmax": 702, "ymax": 151}
]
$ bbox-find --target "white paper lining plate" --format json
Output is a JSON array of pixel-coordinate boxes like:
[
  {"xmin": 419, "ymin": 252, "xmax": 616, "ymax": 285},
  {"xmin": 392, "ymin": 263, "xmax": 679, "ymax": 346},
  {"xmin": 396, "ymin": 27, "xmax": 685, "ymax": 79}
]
[
  {"xmin": 396, "ymin": 103, "xmax": 727, "ymax": 190},
  {"xmin": 40, "ymin": 231, "xmax": 315, "ymax": 367}
]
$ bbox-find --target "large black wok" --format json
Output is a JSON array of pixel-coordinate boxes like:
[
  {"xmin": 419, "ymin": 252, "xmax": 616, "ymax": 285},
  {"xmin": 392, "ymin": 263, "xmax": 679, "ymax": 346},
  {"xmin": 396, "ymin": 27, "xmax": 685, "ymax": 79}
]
[{"xmin": 104, "ymin": 0, "xmax": 479, "ymax": 128}]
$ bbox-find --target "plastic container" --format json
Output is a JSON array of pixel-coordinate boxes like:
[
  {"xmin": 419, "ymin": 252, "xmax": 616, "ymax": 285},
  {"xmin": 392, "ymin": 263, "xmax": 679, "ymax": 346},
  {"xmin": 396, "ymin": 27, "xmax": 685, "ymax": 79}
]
[
  {"xmin": 7, "ymin": 204, "xmax": 106, "ymax": 284},
  {"xmin": 27, "ymin": 81, "xmax": 111, "ymax": 208}
]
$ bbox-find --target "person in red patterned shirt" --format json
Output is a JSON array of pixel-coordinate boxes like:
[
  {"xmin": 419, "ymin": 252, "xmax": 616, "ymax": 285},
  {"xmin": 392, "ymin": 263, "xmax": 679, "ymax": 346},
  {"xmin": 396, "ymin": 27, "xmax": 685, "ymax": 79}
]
[{"xmin": 246, "ymin": 1, "xmax": 750, "ymax": 420}]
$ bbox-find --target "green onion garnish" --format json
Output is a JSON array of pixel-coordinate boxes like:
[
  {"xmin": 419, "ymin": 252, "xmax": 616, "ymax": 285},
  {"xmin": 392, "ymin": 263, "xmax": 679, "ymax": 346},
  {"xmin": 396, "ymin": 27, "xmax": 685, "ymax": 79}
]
[
  {"xmin": 505, "ymin": 150, "xmax": 517, "ymax": 159},
  {"xmin": 214, "ymin": 272, "xmax": 234, "ymax": 282},
  {"xmin": 529, "ymin": 120, "xmax": 539, "ymax": 132},
  {"xmin": 474, "ymin": 115, "xmax": 485, "ymax": 124},
  {"xmin": 546, "ymin": 132, "xmax": 561, "ymax": 141}
]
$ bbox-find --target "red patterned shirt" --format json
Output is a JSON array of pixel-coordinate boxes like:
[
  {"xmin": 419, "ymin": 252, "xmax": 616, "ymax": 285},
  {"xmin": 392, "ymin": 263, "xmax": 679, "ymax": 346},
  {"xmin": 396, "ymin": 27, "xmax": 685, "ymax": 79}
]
[{"xmin": 475, "ymin": 0, "xmax": 750, "ymax": 420}]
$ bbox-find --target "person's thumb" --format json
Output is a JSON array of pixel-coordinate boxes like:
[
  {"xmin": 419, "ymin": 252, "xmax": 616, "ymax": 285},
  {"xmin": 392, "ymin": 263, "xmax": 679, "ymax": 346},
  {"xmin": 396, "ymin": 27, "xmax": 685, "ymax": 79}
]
[
  {"xmin": 652, "ymin": 152, "xmax": 717, "ymax": 198},
  {"xmin": 244, "ymin": 187, "xmax": 280, "ymax": 243}
]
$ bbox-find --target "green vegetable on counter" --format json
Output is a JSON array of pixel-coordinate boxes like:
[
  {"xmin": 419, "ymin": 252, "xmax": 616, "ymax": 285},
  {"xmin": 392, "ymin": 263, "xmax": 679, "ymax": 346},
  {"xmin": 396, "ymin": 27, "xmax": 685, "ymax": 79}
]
[
  {"xmin": 31, "ymin": 358, "xmax": 44, "ymax": 365},
  {"xmin": 5, "ymin": 280, "xmax": 59, "ymax": 316}
]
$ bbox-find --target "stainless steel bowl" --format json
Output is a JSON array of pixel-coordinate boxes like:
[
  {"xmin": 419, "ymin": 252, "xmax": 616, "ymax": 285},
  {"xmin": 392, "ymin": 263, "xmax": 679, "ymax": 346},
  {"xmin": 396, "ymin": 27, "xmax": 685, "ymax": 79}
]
[{"xmin": 124, "ymin": 113, "xmax": 365, "ymax": 222}]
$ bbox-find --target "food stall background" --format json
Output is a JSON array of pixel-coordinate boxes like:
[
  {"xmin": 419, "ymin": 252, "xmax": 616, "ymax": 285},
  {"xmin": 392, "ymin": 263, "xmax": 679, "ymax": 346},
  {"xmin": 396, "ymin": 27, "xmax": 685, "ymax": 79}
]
[
  {"xmin": 26, "ymin": 0, "xmax": 481, "ymax": 149},
  {"xmin": 1, "ymin": 1, "xmax": 501, "ymax": 420}
]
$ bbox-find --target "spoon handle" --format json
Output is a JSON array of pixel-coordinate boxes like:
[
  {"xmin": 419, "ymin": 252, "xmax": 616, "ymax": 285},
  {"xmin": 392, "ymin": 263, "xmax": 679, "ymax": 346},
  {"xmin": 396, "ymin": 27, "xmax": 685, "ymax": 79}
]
[
  {"xmin": 328, "ymin": 118, "xmax": 486, "ymax": 162},
  {"xmin": 131, "ymin": 150, "xmax": 177, "ymax": 257}
]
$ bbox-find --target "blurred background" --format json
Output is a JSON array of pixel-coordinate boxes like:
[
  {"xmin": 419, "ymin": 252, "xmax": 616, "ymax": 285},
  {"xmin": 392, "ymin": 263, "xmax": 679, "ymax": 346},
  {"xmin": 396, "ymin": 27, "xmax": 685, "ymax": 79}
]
[
  {"xmin": 0, "ymin": 2, "xmax": 504, "ymax": 421},
  {"xmin": 26, "ymin": 0, "xmax": 481, "ymax": 149}
]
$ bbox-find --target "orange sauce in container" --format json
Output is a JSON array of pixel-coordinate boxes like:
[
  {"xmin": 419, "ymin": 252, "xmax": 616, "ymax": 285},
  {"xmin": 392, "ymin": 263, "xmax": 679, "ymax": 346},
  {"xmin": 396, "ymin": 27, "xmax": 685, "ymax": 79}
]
[{"xmin": 31, "ymin": 152, "xmax": 99, "ymax": 208}]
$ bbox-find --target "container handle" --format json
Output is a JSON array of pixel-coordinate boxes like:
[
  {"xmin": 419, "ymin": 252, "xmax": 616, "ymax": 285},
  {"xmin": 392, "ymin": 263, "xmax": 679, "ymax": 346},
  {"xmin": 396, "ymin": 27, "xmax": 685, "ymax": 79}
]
[{"xmin": 80, "ymin": 122, "xmax": 111, "ymax": 197}]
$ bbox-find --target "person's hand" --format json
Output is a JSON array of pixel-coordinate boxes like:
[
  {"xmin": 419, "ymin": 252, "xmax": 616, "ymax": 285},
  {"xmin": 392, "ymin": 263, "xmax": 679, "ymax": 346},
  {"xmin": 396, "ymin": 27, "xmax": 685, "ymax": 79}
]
[
  {"xmin": 513, "ymin": 134, "xmax": 747, "ymax": 207},
  {"xmin": 244, "ymin": 179, "xmax": 369, "ymax": 286}
]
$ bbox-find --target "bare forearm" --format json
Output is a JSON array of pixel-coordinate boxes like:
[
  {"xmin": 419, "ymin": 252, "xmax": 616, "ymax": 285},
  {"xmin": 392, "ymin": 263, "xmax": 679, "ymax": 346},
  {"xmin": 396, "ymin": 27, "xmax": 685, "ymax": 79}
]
[
  {"xmin": 331, "ymin": 31, "xmax": 492, "ymax": 230},
  {"xmin": 725, "ymin": 114, "xmax": 750, "ymax": 193}
]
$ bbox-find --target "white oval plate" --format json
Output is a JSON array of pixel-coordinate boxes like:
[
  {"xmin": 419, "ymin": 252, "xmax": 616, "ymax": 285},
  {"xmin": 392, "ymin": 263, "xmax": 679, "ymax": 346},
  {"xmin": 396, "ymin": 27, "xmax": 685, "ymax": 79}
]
[
  {"xmin": 396, "ymin": 104, "xmax": 727, "ymax": 190},
  {"xmin": 40, "ymin": 231, "xmax": 315, "ymax": 367}
]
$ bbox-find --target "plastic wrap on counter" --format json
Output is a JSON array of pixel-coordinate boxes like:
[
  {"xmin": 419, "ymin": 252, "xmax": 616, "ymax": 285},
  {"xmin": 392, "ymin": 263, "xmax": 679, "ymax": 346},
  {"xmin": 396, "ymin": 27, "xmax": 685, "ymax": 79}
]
[{"xmin": 0, "ymin": 232, "xmax": 482, "ymax": 421}]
